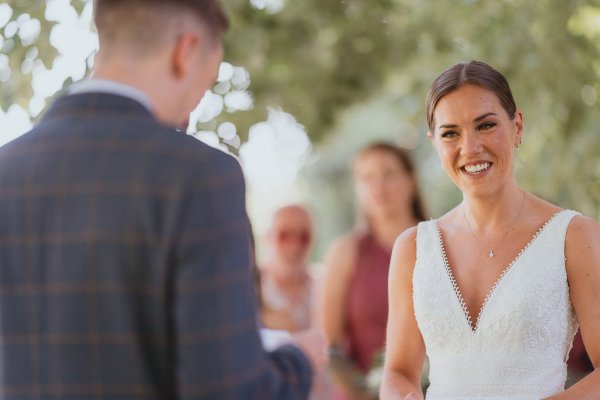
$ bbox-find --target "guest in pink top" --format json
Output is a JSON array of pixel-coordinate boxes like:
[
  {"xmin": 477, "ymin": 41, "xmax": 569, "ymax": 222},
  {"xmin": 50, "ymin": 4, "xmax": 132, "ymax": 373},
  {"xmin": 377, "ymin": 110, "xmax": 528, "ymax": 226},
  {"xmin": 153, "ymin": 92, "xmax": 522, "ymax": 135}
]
[
  {"xmin": 346, "ymin": 233, "xmax": 392, "ymax": 372},
  {"xmin": 319, "ymin": 142, "xmax": 427, "ymax": 399}
]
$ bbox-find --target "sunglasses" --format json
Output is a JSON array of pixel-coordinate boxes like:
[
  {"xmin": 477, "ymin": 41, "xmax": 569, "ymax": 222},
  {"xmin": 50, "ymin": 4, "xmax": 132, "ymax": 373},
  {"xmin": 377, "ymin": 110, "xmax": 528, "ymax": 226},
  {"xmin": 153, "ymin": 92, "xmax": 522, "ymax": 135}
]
[{"xmin": 277, "ymin": 230, "xmax": 311, "ymax": 246}]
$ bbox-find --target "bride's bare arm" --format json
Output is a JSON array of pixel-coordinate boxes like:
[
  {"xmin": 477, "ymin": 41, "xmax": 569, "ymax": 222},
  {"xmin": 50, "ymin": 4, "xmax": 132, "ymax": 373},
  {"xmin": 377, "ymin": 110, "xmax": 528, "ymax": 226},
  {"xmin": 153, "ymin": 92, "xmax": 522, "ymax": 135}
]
[
  {"xmin": 547, "ymin": 215, "xmax": 600, "ymax": 399},
  {"xmin": 380, "ymin": 227, "xmax": 426, "ymax": 400}
]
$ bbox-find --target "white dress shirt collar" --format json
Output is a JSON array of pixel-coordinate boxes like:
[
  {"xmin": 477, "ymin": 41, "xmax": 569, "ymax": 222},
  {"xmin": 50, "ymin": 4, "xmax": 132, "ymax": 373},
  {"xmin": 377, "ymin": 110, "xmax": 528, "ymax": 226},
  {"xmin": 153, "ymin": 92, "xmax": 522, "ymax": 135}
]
[{"xmin": 69, "ymin": 78, "xmax": 154, "ymax": 112}]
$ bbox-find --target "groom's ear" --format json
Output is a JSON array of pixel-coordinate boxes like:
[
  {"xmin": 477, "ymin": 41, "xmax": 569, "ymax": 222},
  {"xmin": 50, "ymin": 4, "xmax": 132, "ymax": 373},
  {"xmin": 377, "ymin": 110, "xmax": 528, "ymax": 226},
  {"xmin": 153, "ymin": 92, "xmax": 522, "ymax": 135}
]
[{"xmin": 171, "ymin": 31, "xmax": 201, "ymax": 80}]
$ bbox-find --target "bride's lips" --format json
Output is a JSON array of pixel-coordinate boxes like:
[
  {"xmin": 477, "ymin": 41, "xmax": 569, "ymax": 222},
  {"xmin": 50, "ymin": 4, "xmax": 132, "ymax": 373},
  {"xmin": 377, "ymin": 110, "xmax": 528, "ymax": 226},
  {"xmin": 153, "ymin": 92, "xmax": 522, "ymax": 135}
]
[{"xmin": 460, "ymin": 161, "xmax": 492, "ymax": 177}]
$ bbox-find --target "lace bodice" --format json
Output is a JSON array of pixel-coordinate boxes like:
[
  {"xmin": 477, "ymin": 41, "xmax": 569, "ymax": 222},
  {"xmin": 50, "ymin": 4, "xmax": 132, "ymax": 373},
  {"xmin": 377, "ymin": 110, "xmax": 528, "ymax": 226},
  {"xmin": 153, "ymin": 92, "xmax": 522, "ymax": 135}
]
[{"xmin": 413, "ymin": 210, "xmax": 579, "ymax": 399}]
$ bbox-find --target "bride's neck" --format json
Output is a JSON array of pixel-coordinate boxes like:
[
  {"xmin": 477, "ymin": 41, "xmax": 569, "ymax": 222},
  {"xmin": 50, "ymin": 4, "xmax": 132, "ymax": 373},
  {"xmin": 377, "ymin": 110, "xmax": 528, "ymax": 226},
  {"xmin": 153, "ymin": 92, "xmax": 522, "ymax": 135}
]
[{"xmin": 462, "ymin": 186, "xmax": 526, "ymax": 233}]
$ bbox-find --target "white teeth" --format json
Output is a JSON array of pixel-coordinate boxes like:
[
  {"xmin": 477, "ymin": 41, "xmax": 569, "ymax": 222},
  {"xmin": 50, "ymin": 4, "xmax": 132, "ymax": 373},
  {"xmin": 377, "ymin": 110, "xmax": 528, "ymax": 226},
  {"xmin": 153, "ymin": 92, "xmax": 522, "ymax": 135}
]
[{"xmin": 464, "ymin": 162, "xmax": 490, "ymax": 173}]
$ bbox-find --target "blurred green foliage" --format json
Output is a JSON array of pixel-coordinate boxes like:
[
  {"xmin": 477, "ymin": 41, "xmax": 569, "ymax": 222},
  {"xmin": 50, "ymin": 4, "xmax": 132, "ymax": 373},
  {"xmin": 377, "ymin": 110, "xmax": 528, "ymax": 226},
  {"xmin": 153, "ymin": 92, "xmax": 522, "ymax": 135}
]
[
  {"xmin": 2, "ymin": 0, "xmax": 600, "ymax": 253},
  {"xmin": 1, "ymin": 0, "xmax": 57, "ymax": 110}
]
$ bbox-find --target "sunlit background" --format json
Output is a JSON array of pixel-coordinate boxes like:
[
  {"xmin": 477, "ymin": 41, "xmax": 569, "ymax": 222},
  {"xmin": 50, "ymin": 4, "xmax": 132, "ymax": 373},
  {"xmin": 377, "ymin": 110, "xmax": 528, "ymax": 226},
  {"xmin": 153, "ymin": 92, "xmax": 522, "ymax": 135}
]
[
  {"xmin": 1, "ymin": 0, "xmax": 600, "ymax": 261},
  {"xmin": 0, "ymin": 0, "xmax": 316, "ymax": 260}
]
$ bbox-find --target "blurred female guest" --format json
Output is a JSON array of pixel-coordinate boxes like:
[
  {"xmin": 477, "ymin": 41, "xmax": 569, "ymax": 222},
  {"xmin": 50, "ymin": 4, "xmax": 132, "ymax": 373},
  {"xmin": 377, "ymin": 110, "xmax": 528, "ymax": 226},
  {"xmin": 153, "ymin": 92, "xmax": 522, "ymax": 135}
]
[
  {"xmin": 319, "ymin": 142, "xmax": 427, "ymax": 399},
  {"xmin": 381, "ymin": 61, "xmax": 600, "ymax": 400}
]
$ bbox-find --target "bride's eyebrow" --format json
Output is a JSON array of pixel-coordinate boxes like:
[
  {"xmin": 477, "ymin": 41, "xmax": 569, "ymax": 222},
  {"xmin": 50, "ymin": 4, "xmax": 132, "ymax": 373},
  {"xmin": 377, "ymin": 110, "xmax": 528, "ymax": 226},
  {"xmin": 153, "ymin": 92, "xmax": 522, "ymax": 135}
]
[
  {"xmin": 473, "ymin": 112, "xmax": 497, "ymax": 122},
  {"xmin": 438, "ymin": 123, "xmax": 458, "ymax": 129}
]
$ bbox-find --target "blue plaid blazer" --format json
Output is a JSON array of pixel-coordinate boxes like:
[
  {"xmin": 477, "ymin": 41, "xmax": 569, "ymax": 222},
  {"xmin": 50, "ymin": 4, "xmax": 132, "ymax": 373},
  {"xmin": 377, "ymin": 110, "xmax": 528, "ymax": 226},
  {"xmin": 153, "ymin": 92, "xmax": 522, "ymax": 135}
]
[{"xmin": 0, "ymin": 93, "xmax": 312, "ymax": 399}]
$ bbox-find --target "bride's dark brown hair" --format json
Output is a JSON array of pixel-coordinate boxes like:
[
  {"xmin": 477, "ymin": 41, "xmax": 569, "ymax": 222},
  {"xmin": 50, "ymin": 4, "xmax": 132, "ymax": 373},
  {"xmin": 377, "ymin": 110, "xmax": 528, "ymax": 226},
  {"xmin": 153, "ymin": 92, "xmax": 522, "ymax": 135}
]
[{"xmin": 426, "ymin": 61, "xmax": 517, "ymax": 131}]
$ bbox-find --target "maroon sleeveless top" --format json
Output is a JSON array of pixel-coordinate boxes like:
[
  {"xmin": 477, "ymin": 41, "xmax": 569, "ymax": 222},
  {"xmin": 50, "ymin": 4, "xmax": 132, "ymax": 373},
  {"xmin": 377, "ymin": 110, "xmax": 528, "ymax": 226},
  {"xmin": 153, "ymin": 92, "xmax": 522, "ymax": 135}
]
[{"xmin": 345, "ymin": 233, "xmax": 391, "ymax": 372}]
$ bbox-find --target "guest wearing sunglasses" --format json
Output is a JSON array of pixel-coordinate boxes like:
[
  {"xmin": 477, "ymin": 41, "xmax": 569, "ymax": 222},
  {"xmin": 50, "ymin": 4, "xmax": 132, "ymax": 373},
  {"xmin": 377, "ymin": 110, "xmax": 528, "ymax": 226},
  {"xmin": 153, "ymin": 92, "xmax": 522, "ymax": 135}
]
[
  {"xmin": 260, "ymin": 205, "xmax": 317, "ymax": 333},
  {"xmin": 258, "ymin": 205, "xmax": 333, "ymax": 400}
]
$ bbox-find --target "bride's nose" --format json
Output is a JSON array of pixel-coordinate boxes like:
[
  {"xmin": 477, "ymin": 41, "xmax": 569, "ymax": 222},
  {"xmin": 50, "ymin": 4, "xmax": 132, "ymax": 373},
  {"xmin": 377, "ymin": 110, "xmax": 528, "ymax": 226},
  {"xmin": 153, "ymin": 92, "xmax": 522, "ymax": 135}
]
[{"xmin": 460, "ymin": 131, "xmax": 483, "ymax": 156}]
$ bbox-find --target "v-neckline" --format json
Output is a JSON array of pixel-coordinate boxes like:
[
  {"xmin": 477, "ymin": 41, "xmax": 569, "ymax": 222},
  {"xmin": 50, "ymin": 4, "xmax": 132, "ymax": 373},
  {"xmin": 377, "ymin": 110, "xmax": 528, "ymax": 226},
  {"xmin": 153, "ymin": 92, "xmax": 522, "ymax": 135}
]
[{"xmin": 433, "ymin": 210, "xmax": 565, "ymax": 332}]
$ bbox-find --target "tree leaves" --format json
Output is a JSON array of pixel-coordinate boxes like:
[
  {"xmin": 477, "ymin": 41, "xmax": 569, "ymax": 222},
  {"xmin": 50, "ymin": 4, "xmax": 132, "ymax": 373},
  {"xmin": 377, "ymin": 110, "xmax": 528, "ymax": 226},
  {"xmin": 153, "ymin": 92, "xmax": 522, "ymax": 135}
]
[{"xmin": 2, "ymin": 0, "xmax": 599, "ymax": 223}]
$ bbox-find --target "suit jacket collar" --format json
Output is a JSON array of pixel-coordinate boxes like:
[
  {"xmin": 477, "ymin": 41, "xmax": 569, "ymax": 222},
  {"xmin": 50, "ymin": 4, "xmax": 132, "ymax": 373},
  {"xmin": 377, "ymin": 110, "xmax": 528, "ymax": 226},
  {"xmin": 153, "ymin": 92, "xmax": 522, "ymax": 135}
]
[
  {"xmin": 40, "ymin": 92, "xmax": 156, "ymax": 124},
  {"xmin": 69, "ymin": 79, "xmax": 154, "ymax": 112}
]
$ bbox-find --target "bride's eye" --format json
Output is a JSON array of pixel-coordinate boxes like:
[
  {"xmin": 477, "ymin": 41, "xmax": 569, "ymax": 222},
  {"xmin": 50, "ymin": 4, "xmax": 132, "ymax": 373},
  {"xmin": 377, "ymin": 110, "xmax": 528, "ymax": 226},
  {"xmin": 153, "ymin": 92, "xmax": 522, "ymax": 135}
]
[
  {"xmin": 441, "ymin": 130, "xmax": 458, "ymax": 138},
  {"xmin": 477, "ymin": 122, "xmax": 496, "ymax": 131}
]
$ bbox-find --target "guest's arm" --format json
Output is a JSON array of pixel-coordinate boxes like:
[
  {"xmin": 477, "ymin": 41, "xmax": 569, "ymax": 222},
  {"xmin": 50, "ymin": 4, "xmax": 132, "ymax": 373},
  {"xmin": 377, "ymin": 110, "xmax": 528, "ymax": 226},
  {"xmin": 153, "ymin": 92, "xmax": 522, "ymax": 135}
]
[
  {"xmin": 545, "ymin": 215, "xmax": 600, "ymax": 399},
  {"xmin": 317, "ymin": 235, "xmax": 374, "ymax": 399},
  {"xmin": 172, "ymin": 150, "xmax": 313, "ymax": 399},
  {"xmin": 380, "ymin": 227, "xmax": 426, "ymax": 400}
]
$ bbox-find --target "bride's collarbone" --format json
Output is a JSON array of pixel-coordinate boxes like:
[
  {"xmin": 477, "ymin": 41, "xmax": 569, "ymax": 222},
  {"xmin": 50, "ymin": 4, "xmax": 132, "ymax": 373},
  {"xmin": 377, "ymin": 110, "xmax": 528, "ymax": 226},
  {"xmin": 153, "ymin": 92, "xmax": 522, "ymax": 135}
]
[{"xmin": 439, "ymin": 213, "xmax": 557, "ymax": 273}]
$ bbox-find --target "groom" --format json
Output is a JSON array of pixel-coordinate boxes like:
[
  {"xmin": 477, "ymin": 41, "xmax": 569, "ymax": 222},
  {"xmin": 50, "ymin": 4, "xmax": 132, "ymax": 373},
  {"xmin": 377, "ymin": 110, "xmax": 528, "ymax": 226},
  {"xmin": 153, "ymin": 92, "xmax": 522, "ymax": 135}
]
[{"xmin": 0, "ymin": 0, "xmax": 322, "ymax": 398}]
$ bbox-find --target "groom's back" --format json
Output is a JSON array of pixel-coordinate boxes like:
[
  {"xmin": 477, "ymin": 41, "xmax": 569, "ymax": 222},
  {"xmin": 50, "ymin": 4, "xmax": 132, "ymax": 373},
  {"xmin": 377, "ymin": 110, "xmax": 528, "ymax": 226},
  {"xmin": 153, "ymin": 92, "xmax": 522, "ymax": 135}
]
[
  {"xmin": 0, "ymin": 92, "xmax": 252, "ymax": 399},
  {"xmin": 0, "ymin": 0, "xmax": 316, "ymax": 397}
]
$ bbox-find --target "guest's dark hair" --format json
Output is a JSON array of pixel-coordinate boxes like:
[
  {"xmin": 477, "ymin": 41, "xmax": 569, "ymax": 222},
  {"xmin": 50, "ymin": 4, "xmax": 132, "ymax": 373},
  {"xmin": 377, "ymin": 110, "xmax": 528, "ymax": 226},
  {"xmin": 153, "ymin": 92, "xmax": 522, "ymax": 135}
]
[
  {"xmin": 426, "ymin": 61, "xmax": 517, "ymax": 131},
  {"xmin": 354, "ymin": 142, "xmax": 428, "ymax": 228},
  {"xmin": 94, "ymin": 0, "xmax": 228, "ymax": 50}
]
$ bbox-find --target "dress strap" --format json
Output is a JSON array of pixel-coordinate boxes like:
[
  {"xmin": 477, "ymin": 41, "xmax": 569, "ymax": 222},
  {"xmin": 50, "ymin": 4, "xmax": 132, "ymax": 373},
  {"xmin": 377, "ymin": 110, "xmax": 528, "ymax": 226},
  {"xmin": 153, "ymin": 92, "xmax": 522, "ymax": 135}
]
[
  {"xmin": 546, "ymin": 209, "xmax": 580, "ymax": 249},
  {"xmin": 556, "ymin": 209, "xmax": 580, "ymax": 226},
  {"xmin": 415, "ymin": 220, "xmax": 438, "ymax": 267}
]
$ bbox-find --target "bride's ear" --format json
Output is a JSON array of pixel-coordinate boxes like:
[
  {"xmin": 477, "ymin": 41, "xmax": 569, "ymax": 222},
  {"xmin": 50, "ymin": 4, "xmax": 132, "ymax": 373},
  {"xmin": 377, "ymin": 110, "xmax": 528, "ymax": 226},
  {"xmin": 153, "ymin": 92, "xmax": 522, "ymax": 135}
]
[
  {"xmin": 427, "ymin": 130, "xmax": 434, "ymax": 142},
  {"xmin": 514, "ymin": 109, "xmax": 523, "ymax": 145}
]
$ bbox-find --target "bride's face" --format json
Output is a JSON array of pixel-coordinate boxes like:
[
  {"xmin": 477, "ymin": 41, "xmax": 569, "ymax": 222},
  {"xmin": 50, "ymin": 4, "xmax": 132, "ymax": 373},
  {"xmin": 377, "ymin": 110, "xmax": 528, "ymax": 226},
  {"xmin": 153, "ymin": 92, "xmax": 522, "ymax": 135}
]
[{"xmin": 427, "ymin": 84, "xmax": 523, "ymax": 198}]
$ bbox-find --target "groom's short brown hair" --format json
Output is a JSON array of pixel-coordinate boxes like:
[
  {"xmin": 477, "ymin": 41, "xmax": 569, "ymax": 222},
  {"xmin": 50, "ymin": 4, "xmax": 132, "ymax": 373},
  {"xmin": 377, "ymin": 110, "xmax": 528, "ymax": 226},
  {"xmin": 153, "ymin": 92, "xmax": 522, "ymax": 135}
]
[{"xmin": 94, "ymin": 0, "xmax": 229, "ymax": 53}]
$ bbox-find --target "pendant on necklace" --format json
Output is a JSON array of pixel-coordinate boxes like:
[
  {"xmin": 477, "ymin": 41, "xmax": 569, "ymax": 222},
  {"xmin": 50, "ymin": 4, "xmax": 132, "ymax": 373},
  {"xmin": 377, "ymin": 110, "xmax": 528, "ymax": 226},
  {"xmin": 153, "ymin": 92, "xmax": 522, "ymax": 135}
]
[{"xmin": 489, "ymin": 250, "xmax": 495, "ymax": 258}]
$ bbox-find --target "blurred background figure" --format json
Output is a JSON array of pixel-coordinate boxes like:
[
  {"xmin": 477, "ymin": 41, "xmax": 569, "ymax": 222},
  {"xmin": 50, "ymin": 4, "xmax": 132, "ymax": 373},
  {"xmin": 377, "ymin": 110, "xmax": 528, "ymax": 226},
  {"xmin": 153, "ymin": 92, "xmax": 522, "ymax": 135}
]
[
  {"xmin": 260, "ymin": 205, "xmax": 316, "ymax": 332},
  {"xmin": 318, "ymin": 142, "xmax": 427, "ymax": 399},
  {"xmin": 258, "ymin": 205, "xmax": 332, "ymax": 400}
]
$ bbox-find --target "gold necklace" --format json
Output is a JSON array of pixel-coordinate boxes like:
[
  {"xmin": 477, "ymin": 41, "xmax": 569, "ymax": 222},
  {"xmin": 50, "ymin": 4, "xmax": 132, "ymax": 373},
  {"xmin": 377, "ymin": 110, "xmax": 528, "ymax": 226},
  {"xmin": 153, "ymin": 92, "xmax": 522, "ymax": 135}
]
[{"xmin": 463, "ymin": 190, "xmax": 526, "ymax": 258}]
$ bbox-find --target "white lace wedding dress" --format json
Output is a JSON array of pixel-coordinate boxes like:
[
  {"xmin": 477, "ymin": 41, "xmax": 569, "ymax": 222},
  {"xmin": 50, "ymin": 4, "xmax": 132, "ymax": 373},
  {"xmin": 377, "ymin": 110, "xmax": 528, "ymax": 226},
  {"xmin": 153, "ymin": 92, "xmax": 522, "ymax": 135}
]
[{"xmin": 413, "ymin": 210, "xmax": 579, "ymax": 399}]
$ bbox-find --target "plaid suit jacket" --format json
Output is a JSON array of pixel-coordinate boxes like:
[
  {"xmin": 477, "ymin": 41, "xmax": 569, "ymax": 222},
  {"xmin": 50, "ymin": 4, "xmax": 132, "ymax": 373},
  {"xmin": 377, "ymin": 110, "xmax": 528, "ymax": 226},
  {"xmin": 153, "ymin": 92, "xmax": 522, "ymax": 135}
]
[{"xmin": 0, "ymin": 93, "xmax": 312, "ymax": 399}]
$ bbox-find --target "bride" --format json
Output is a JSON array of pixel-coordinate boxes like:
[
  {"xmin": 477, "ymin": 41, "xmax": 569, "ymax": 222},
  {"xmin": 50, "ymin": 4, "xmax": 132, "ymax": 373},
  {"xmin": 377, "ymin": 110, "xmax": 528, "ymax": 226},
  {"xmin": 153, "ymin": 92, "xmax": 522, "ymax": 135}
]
[{"xmin": 380, "ymin": 61, "xmax": 600, "ymax": 399}]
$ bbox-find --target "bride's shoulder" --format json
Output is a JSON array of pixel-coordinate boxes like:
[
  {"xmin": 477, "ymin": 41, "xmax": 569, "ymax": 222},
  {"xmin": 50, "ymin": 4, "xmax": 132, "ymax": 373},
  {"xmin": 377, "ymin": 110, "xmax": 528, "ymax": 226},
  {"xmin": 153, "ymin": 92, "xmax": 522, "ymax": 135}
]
[
  {"xmin": 525, "ymin": 194, "xmax": 562, "ymax": 216},
  {"xmin": 566, "ymin": 213, "xmax": 600, "ymax": 244},
  {"xmin": 426, "ymin": 207, "xmax": 462, "ymax": 234},
  {"xmin": 540, "ymin": 195, "xmax": 600, "ymax": 274},
  {"xmin": 392, "ymin": 227, "xmax": 420, "ymax": 267},
  {"xmin": 389, "ymin": 229, "xmax": 419, "ymax": 284},
  {"xmin": 526, "ymin": 194, "xmax": 594, "ymax": 231},
  {"xmin": 394, "ymin": 225, "xmax": 418, "ymax": 249}
]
